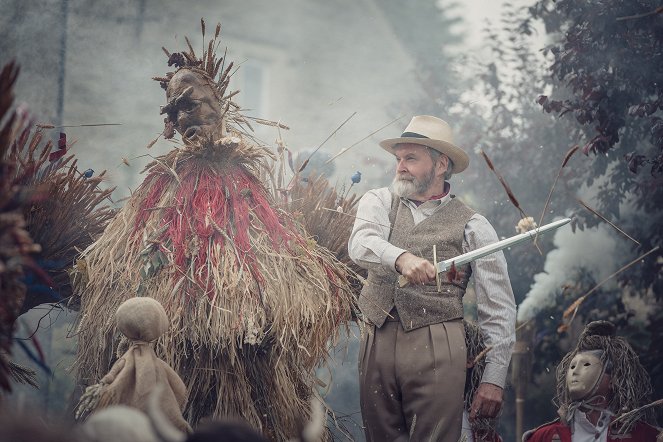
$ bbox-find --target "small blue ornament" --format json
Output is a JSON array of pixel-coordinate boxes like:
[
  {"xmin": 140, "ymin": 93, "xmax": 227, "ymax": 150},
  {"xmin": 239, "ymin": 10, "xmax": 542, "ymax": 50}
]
[
  {"xmin": 83, "ymin": 168, "xmax": 94, "ymax": 178},
  {"xmin": 351, "ymin": 171, "xmax": 362, "ymax": 184}
]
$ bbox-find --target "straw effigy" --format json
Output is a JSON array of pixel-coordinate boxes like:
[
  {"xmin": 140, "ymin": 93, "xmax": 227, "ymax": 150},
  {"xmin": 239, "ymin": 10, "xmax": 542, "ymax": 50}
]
[{"xmin": 73, "ymin": 20, "xmax": 355, "ymax": 440}]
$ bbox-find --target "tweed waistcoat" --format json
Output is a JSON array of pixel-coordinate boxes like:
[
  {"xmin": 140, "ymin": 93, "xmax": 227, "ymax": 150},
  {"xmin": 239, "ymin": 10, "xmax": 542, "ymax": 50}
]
[{"xmin": 358, "ymin": 194, "xmax": 475, "ymax": 331}]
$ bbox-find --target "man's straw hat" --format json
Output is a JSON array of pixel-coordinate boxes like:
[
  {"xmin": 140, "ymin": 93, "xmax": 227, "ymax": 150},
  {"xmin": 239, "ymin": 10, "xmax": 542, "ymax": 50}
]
[{"xmin": 379, "ymin": 115, "xmax": 469, "ymax": 172}]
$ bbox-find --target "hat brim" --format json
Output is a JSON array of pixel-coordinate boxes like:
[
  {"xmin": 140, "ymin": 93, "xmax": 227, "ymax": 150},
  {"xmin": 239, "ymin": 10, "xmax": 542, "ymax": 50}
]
[{"xmin": 379, "ymin": 137, "xmax": 469, "ymax": 173}]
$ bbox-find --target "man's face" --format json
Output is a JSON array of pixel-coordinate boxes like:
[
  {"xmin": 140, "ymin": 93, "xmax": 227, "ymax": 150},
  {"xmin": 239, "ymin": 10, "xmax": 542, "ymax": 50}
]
[
  {"xmin": 566, "ymin": 351, "xmax": 608, "ymax": 400},
  {"xmin": 390, "ymin": 143, "xmax": 446, "ymax": 198},
  {"xmin": 165, "ymin": 69, "xmax": 223, "ymax": 139}
]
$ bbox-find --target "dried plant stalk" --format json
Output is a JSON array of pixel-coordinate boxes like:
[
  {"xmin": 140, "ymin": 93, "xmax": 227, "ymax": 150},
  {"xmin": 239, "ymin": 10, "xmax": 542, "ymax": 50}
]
[
  {"xmin": 534, "ymin": 145, "xmax": 579, "ymax": 246},
  {"xmin": 480, "ymin": 149, "xmax": 541, "ymax": 255},
  {"xmin": 325, "ymin": 115, "xmax": 403, "ymax": 165},
  {"xmin": 561, "ymin": 246, "xmax": 660, "ymax": 323},
  {"xmin": 479, "ymin": 149, "xmax": 527, "ymax": 219},
  {"xmin": 577, "ymin": 198, "xmax": 640, "ymax": 245}
]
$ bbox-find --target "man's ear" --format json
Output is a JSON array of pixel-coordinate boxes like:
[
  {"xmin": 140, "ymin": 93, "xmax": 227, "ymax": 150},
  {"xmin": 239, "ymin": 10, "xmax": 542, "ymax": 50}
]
[{"xmin": 436, "ymin": 154, "xmax": 449, "ymax": 176}]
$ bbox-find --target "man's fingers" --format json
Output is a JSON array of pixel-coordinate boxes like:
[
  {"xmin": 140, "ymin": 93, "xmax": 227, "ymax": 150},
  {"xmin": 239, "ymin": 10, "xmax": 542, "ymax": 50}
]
[
  {"xmin": 415, "ymin": 264, "xmax": 435, "ymax": 284},
  {"xmin": 401, "ymin": 256, "xmax": 436, "ymax": 281},
  {"xmin": 471, "ymin": 383, "xmax": 504, "ymax": 419},
  {"xmin": 469, "ymin": 395, "xmax": 502, "ymax": 420},
  {"xmin": 401, "ymin": 257, "xmax": 436, "ymax": 285},
  {"xmin": 469, "ymin": 397, "xmax": 480, "ymax": 420},
  {"xmin": 478, "ymin": 399, "xmax": 502, "ymax": 418}
]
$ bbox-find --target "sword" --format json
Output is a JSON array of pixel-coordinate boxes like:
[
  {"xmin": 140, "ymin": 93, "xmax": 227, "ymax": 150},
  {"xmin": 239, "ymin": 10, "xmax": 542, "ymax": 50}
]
[{"xmin": 398, "ymin": 217, "xmax": 572, "ymax": 289}]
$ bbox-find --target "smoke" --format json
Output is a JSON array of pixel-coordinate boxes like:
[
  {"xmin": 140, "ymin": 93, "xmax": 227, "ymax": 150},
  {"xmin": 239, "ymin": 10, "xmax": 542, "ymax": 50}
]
[{"xmin": 517, "ymin": 223, "xmax": 620, "ymax": 322}]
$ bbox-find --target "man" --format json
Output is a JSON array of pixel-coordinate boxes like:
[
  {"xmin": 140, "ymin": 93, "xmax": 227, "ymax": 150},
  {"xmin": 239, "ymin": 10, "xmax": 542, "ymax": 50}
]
[
  {"xmin": 523, "ymin": 321, "xmax": 659, "ymax": 441},
  {"xmin": 348, "ymin": 115, "xmax": 516, "ymax": 441}
]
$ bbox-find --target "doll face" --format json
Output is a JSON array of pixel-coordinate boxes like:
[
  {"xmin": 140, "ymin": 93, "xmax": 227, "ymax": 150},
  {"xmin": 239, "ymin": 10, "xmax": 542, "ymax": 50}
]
[{"xmin": 566, "ymin": 351, "xmax": 606, "ymax": 400}]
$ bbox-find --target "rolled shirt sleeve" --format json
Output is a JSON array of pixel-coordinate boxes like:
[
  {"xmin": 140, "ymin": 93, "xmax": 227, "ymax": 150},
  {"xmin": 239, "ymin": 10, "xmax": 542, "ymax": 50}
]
[
  {"xmin": 348, "ymin": 188, "xmax": 406, "ymax": 274},
  {"xmin": 464, "ymin": 214, "xmax": 517, "ymax": 388}
]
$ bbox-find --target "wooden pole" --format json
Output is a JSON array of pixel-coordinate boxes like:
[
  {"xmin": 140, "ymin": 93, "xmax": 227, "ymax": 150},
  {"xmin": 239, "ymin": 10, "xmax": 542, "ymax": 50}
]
[{"xmin": 513, "ymin": 323, "xmax": 533, "ymax": 442}]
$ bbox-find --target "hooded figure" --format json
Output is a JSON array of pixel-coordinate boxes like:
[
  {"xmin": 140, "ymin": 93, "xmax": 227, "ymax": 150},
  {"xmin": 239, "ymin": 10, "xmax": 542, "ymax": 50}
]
[
  {"xmin": 77, "ymin": 297, "xmax": 191, "ymax": 434},
  {"xmin": 523, "ymin": 320, "xmax": 659, "ymax": 441}
]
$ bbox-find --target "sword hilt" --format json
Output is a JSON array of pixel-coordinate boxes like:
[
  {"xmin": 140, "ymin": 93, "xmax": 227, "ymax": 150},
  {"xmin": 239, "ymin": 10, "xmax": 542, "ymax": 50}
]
[{"xmin": 396, "ymin": 245, "xmax": 440, "ymax": 291}]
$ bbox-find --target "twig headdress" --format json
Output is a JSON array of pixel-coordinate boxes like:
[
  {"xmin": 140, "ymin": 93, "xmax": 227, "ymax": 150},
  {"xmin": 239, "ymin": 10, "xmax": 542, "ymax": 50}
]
[
  {"xmin": 151, "ymin": 19, "xmax": 286, "ymax": 150},
  {"xmin": 554, "ymin": 321, "xmax": 656, "ymax": 433}
]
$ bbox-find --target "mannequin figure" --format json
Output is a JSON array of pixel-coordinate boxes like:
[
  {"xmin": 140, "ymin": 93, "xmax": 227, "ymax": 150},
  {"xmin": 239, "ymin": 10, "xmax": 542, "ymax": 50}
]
[{"xmin": 523, "ymin": 321, "xmax": 659, "ymax": 441}]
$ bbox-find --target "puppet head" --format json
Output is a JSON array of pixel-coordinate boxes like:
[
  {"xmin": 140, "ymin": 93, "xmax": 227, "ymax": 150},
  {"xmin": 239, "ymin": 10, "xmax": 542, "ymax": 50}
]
[
  {"xmin": 116, "ymin": 297, "xmax": 169, "ymax": 342},
  {"xmin": 554, "ymin": 320, "xmax": 656, "ymax": 432}
]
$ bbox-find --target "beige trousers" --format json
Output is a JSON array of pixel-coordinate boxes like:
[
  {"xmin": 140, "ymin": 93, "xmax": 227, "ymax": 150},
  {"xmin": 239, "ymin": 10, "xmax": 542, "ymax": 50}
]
[{"xmin": 359, "ymin": 314, "xmax": 466, "ymax": 442}]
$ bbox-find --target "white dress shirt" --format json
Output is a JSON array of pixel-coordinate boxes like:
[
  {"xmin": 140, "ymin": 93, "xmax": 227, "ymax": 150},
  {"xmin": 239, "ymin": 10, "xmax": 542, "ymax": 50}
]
[
  {"xmin": 348, "ymin": 186, "xmax": 516, "ymax": 387},
  {"xmin": 571, "ymin": 409, "xmax": 609, "ymax": 442}
]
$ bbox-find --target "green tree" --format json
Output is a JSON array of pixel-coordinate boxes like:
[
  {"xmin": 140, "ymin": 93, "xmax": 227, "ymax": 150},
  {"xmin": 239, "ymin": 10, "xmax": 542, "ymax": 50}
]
[
  {"xmin": 435, "ymin": 0, "xmax": 662, "ymax": 432},
  {"xmin": 528, "ymin": 0, "xmax": 663, "ymax": 409}
]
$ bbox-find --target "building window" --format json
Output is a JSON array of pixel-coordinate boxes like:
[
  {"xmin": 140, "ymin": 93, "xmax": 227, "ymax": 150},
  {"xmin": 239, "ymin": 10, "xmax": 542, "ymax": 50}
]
[{"xmin": 239, "ymin": 60, "xmax": 266, "ymax": 119}]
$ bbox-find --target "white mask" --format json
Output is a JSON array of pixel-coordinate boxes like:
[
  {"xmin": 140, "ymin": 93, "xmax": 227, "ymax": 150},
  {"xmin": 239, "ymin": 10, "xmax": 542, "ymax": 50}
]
[{"xmin": 566, "ymin": 351, "xmax": 604, "ymax": 401}]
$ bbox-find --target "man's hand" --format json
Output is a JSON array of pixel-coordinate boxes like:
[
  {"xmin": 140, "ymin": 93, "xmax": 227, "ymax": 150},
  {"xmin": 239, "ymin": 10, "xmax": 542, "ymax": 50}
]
[
  {"xmin": 395, "ymin": 252, "xmax": 436, "ymax": 285},
  {"xmin": 469, "ymin": 383, "xmax": 503, "ymax": 420}
]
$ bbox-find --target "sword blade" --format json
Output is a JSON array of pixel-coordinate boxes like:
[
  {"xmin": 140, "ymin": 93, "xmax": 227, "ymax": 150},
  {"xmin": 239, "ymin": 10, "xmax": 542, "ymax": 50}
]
[{"xmin": 436, "ymin": 217, "xmax": 571, "ymax": 273}]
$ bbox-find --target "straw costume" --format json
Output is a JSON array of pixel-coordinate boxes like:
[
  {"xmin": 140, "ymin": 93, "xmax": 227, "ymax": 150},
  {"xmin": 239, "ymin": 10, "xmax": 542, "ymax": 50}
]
[
  {"xmin": 282, "ymin": 172, "xmax": 364, "ymax": 296},
  {"xmin": 73, "ymin": 20, "xmax": 354, "ymax": 439},
  {"xmin": 0, "ymin": 61, "xmax": 35, "ymax": 393},
  {"xmin": 464, "ymin": 321, "xmax": 503, "ymax": 442},
  {"xmin": 1, "ymin": 61, "xmax": 114, "ymax": 393},
  {"xmin": 523, "ymin": 321, "xmax": 659, "ymax": 441}
]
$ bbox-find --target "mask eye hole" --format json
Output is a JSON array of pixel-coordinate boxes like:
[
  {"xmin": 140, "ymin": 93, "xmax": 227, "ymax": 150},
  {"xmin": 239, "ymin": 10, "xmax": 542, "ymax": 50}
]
[
  {"xmin": 178, "ymin": 98, "xmax": 200, "ymax": 113},
  {"xmin": 570, "ymin": 364, "xmax": 576, "ymax": 369},
  {"xmin": 584, "ymin": 362, "xmax": 591, "ymax": 367}
]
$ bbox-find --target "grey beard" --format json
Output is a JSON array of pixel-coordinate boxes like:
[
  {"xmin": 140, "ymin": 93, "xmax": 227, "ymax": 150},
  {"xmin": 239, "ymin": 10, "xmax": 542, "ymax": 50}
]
[
  {"xmin": 390, "ymin": 179, "xmax": 417, "ymax": 198},
  {"xmin": 390, "ymin": 169, "xmax": 435, "ymax": 198}
]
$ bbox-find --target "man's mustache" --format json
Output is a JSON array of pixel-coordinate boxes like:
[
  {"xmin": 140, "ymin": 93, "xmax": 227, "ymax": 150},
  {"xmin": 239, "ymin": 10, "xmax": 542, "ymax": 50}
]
[{"xmin": 396, "ymin": 173, "xmax": 415, "ymax": 181}]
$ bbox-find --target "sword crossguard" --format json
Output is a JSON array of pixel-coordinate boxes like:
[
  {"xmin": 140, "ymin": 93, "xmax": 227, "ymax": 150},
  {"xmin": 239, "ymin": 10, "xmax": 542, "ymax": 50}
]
[{"xmin": 433, "ymin": 244, "xmax": 441, "ymax": 292}]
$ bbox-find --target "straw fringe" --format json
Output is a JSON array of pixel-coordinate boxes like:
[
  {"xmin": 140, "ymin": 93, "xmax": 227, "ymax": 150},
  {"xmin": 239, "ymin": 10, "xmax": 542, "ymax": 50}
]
[
  {"xmin": 464, "ymin": 321, "xmax": 499, "ymax": 435},
  {"xmin": 73, "ymin": 132, "xmax": 354, "ymax": 440}
]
